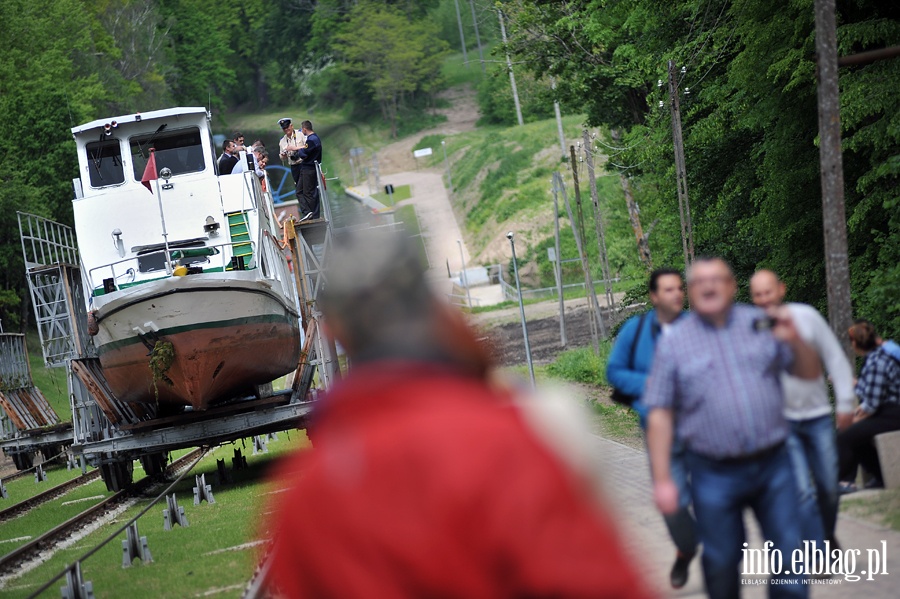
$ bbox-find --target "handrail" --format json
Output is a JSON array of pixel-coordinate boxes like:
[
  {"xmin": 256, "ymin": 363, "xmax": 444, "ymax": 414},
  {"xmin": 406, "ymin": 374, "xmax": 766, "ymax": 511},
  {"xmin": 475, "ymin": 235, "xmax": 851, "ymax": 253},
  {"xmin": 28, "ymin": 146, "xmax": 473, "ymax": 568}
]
[{"xmin": 87, "ymin": 238, "xmax": 258, "ymax": 293}]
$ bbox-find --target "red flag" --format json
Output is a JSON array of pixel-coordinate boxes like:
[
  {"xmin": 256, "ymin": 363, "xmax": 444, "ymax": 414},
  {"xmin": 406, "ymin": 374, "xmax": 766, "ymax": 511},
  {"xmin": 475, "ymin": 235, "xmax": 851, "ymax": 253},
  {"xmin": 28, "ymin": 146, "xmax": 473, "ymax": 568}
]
[{"xmin": 141, "ymin": 148, "xmax": 158, "ymax": 193}]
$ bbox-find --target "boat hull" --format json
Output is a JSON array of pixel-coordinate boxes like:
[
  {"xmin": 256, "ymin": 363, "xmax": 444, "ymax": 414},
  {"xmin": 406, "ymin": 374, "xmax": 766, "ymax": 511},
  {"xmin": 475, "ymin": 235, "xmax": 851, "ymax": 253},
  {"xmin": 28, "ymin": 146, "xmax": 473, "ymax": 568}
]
[{"xmin": 93, "ymin": 277, "xmax": 300, "ymax": 410}]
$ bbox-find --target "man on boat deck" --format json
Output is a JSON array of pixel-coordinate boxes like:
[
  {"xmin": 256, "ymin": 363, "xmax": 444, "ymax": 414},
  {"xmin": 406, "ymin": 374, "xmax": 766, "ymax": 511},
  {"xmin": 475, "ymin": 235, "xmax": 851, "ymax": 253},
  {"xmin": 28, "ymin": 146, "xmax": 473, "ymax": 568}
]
[
  {"xmin": 264, "ymin": 228, "xmax": 655, "ymax": 599},
  {"xmin": 277, "ymin": 117, "xmax": 306, "ymax": 188},
  {"xmin": 294, "ymin": 120, "xmax": 321, "ymax": 221},
  {"xmin": 217, "ymin": 140, "xmax": 237, "ymax": 175}
]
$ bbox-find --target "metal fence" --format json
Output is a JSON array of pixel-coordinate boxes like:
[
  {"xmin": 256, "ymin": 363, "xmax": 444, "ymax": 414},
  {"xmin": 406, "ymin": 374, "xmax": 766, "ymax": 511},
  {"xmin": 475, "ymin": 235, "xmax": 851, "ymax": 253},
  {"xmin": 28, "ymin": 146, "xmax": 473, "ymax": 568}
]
[{"xmin": 493, "ymin": 263, "xmax": 622, "ymax": 303}]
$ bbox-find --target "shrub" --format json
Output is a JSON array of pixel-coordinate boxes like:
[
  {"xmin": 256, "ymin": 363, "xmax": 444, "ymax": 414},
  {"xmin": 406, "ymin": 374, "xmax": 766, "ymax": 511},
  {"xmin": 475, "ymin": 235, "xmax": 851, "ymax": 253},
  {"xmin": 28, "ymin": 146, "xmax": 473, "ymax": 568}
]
[{"xmin": 546, "ymin": 343, "xmax": 613, "ymax": 387}]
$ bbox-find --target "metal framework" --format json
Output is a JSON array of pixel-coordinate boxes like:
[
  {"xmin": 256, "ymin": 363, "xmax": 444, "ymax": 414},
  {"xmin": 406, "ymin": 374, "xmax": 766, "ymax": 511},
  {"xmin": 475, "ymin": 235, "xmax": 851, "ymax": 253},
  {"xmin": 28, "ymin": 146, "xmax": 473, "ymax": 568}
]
[
  {"xmin": 13, "ymin": 166, "xmax": 341, "ymax": 476},
  {"xmin": 17, "ymin": 212, "xmax": 89, "ymax": 367},
  {"xmin": 0, "ymin": 334, "xmax": 68, "ymax": 464}
]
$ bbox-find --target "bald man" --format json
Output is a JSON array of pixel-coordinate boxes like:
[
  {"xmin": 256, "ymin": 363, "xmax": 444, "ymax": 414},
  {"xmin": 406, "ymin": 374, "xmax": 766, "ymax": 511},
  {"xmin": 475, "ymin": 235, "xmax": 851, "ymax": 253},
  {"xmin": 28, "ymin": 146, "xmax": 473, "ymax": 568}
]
[{"xmin": 750, "ymin": 269, "xmax": 855, "ymax": 548}]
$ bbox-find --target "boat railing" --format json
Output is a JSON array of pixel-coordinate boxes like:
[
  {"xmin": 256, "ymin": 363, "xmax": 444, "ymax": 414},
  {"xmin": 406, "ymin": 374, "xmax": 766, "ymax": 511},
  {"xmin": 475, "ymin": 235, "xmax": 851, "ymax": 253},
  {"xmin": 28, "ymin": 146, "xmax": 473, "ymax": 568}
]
[{"xmin": 87, "ymin": 238, "xmax": 258, "ymax": 296}]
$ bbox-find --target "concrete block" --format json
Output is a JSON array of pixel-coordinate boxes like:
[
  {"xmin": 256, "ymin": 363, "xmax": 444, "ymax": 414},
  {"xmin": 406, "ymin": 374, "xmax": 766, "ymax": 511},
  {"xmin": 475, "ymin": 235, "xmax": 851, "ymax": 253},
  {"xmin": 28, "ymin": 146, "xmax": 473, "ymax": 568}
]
[{"xmin": 874, "ymin": 430, "xmax": 900, "ymax": 489}]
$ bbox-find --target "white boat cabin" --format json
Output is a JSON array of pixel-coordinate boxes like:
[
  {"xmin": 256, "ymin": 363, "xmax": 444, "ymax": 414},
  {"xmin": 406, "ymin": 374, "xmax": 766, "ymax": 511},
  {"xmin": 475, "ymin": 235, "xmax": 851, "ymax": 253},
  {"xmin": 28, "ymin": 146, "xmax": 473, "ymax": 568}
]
[{"xmin": 70, "ymin": 107, "xmax": 280, "ymax": 303}]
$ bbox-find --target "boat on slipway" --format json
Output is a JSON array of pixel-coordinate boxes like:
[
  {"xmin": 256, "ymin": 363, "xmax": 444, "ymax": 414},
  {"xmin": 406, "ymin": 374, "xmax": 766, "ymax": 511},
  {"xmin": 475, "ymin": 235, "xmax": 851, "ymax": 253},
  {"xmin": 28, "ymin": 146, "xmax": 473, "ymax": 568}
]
[{"xmin": 71, "ymin": 107, "xmax": 300, "ymax": 410}]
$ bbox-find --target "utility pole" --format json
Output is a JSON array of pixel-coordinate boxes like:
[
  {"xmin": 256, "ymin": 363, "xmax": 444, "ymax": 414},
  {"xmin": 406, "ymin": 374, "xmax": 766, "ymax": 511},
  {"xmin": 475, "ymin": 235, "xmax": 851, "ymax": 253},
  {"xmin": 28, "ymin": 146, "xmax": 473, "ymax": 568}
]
[
  {"xmin": 468, "ymin": 0, "xmax": 485, "ymax": 74},
  {"xmin": 559, "ymin": 168, "xmax": 600, "ymax": 353},
  {"xmin": 582, "ymin": 130, "xmax": 615, "ymax": 311},
  {"xmin": 372, "ymin": 153, "xmax": 381, "ymax": 191},
  {"xmin": 551, "ymin": 174, "xmax": 567, "ymax": 347},
  {"xmin": 551, "ymin": 78, "xmax": 567, "ymax": 161},
  {"xmin": 814, "ymin": 0, "xmax": 854, "ymax": 357},
  {"xmin": 611, "ymin": 128, "xmax": 652, "ymax": 269},
  {"xmin": 453, "ymin": 0, "xmax": 469, "ymax": 67},
  {"xmin": 667, "ymin": 60, "xmax": 694, "ymax": 269},
  {"xmin": 569, "ymin": 145, "xmax": 607, "ymax": 341},
  {"xmin": 498, "ymin": 9, "xmax": 524, "ymax": 127}
]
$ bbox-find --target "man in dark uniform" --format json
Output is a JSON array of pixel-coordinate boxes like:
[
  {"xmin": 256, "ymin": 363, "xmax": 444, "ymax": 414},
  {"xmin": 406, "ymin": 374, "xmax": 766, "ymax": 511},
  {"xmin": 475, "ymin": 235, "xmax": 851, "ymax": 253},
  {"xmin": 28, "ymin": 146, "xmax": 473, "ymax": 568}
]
[
  {"xmin": 295, "ymin": 120, "xmax": 322, "ymax": 221},
  {"xmin": 217, "ymin": 140, "xmax": 238, "ymax": 175}
]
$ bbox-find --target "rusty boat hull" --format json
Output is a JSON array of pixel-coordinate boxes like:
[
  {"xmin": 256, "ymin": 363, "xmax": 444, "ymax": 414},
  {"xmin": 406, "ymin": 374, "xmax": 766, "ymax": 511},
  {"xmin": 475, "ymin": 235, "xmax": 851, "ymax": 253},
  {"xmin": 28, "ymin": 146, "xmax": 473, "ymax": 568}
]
[{"xmin": 92, "ymin": 274, "xmax": 301, "ymax": 410}]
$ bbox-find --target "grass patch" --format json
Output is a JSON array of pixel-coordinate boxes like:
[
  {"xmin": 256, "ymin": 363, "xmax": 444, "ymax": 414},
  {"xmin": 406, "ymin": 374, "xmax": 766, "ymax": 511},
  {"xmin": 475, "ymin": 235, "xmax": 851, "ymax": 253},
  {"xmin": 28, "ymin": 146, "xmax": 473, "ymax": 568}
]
[
  {"xmin": 0, "ymin": 461, "xmax": 86, "ymax": 507},
  {"xmin": 0, "ymin": 475, "xmax": 113, "ymax": 555},
  {"xmin": 413, "ymin": 134, "xmax": 445, "ymax": 153},
  {"xmin": 395, "ymin": 205, "xmax": 429, "ymax": 268},
  {"xmin": 590, "ymin": 401, "xmax": 641, "ymax": 445},
  {"xmin": 546, "ymin": 344, "xmax": 613, "ymax": 387},
  {"xmin": 441, "ymin": 50, "xmax": 486, "ymax": 88},
  {"xmin": 372, "ymin": 184, "xmax": 412, "ymax": 207},
  {"xmin": 5, "ymin": 433, "xmax": 310, "ymax": 598},
  {"xmin": 841, "ymin": 488, "xmax": 900, "ymax": 531}
]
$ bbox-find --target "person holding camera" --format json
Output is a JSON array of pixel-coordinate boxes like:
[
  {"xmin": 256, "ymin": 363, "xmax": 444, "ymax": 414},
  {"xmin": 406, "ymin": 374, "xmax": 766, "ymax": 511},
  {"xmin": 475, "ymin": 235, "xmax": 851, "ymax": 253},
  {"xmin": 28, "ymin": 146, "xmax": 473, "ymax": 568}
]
[
  {"xmin": 645, "ymin": 257, "xmax": 822, "ymax": 599},
  {"xmin": 277, "ymin": 118, "xmax": 306, "ymax": 187},
  {"xmin": 749, "ymin": 269, "xmax": 854, "ymax": 548},
  {"xmin": 606, "ymin": 268, "xmax": 697, "ymax": 589}
]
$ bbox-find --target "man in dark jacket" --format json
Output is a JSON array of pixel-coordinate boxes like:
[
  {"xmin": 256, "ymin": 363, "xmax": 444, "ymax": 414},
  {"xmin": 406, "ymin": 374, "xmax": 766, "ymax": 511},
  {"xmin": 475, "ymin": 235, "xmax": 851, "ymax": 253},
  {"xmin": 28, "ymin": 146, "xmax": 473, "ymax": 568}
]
[
  {"xmin": 607, "ymin": 268, "xmax": 697, "ymax": 588},
  {"xmin": 217, "ymin": 140, "xmax": 237, "ymax": 175},
  {"xmin": 295, "ymin": 120, "xmax": 322, "ymax": 221}
]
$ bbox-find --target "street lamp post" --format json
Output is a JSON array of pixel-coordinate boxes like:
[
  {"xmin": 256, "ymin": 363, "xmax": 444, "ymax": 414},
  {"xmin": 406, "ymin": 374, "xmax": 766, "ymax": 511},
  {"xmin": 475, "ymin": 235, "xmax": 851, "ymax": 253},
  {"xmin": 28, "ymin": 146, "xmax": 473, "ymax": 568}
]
[
  {"xmin": 507, "ymin": 232, "xmax": 535, "ymax": 387},
  {"xmin": 457, "ymin": 239, "xmax": 472, "ymax": 308}
]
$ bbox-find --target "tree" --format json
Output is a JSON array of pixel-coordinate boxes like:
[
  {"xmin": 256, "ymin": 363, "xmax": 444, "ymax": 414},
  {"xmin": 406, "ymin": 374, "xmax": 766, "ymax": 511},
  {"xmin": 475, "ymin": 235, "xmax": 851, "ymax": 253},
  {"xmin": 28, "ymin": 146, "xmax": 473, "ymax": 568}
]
[
  {"xmin": 0, "ymin": 0, "xmax": 116, "ymax": 329},
  {"xmin": 503, "ymin": 0, "xmax": 900, "ymax": 336},
  {"xmin": 335, "ymin": 2, "xmax": 449, "ymax": 137},
  {"xmin": 158, "ymin": 0, "xmax": 237, "ymax": 108}
]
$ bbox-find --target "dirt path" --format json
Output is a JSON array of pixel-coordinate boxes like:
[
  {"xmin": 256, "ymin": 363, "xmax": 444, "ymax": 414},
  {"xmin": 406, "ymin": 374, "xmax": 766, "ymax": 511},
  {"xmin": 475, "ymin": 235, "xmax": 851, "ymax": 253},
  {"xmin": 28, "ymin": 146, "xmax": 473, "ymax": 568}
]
[
  {"xmin": 364, "ymin": 85, "xmax": 480, "ymax": 295},
  {"xmin": 379, "ymin": 171, "xmax": 470, "ymax": 286},
  {"xmin": 374, "ymin": 85, "xmax": 478, "ymax": 178}
]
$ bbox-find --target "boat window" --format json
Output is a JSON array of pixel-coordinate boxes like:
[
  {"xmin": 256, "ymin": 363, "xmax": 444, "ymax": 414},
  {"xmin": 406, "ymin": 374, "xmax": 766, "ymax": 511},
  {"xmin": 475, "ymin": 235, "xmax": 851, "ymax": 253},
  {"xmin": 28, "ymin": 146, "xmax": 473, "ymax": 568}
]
[
  {"xmin": 130, "ymin": 126, "xmax": 205, "ymax": 181},
  {"xmin": 85, "ymin": 139, "xmax": 125, "ymax": 187}
]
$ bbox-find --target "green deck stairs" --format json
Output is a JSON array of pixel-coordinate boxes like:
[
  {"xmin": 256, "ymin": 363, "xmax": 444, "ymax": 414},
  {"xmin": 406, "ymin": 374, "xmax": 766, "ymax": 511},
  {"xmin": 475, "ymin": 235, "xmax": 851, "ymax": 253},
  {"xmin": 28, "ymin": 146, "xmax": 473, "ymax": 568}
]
[{"xmin": 226, "ymin": 211, "xmax": 254, "ymax": 270}]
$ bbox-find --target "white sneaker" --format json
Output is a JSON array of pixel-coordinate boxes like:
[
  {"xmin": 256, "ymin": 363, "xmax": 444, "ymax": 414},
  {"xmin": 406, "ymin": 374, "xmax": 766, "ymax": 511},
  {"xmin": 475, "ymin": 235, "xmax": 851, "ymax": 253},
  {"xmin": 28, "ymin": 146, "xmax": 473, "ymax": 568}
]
[{"xmin": 299, "ymin": 212, "xmax": 314, "ymax": 222}]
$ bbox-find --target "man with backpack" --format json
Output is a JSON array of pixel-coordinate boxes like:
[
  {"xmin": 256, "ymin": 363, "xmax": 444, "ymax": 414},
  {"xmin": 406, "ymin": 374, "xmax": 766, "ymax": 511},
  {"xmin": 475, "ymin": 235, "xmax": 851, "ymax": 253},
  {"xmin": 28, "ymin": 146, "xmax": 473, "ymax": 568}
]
[{"xmin": 607, "ymin": 267, "xmax": 697, "ymax": 589}]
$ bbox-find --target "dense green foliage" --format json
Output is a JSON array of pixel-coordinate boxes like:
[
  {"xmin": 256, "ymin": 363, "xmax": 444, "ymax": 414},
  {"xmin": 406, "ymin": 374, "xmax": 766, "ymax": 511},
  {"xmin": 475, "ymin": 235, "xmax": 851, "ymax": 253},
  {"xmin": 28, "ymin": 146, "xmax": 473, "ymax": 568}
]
[{"xmin": 503, "ymin": 0, "xmax": 900, "ymax": 337}]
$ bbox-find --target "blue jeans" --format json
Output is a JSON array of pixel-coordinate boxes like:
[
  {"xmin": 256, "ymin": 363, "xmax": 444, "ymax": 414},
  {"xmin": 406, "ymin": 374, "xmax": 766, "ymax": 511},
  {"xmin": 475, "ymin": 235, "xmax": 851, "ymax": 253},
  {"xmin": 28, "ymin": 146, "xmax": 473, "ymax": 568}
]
[
  {"xmin": 786, "ymin": 415, "xmax": 839, "ymax": 544},
  {"xmin": 687, "ymin": 445, "xmax": 807, "ymax": 599},
  {"xmin": 637, "ymin": 400, "xmax": 697, "ymax": 556}
]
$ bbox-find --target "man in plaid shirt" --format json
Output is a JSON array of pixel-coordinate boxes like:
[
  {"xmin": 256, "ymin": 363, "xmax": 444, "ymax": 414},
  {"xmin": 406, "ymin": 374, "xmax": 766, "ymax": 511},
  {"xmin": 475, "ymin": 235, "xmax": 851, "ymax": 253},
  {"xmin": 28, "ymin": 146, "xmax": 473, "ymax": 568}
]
[{"xmin": 837, "ymin": 320, "xmax": 900, "ymax": 493}]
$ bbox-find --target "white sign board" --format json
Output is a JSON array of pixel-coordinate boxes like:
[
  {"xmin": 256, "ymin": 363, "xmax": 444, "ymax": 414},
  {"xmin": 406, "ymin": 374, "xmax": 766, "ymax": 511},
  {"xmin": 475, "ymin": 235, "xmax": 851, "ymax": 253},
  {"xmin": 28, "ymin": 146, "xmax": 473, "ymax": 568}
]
[{"xmin": 413, "ymin": 147, "xmax": 433, "ymax": 158}]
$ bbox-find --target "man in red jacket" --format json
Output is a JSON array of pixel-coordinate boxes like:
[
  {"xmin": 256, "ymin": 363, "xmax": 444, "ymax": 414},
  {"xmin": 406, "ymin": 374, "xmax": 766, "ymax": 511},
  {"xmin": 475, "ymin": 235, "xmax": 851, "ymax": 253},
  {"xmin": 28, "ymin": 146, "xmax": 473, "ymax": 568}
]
[{"xmin": 265, "ymin": 228, "xmax": 655, "ymax": 599}]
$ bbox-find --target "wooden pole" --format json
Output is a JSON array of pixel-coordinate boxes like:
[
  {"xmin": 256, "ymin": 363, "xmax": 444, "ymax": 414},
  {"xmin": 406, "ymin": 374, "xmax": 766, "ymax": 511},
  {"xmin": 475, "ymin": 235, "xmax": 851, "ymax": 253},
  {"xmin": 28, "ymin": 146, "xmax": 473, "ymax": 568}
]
[
  {"xmin": 610, "ymin": 129, "xmax": 652, "ymax": 269},
  {"xmin": 552, "ymin": 173, "xmax": 567, "ymax": 348},
  {"xmin": 453, "ymin": 0, "xmax": 469, "ymax": 67},
  {"xmin": 498, "ymin": 9, "xmax": 524, "ymax": 127},
  {"xmin": 667, "ymin": 60, "xmax": 694, "ymax": 268},
  {"xmin": 582, "ymin": 130, "xmax": 615, "ymax": 311},
  {"xmin": 552, "ymin": 78, "xmax": 567, "ymax": 161},
  {"xmin": 568, "ymin": 146, "xmax": 607, "ymax": 341},
  {"xmin": 814, "ymin": 0, "xmax": 854, "ymax": 357}
]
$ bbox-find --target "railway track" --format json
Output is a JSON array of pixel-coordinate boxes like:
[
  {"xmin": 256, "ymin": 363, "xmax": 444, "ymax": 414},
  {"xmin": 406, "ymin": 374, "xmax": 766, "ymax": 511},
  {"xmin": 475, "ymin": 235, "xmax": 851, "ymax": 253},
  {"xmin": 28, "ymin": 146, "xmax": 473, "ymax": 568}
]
[
  {"xmin": 1, "ymin": 450, "xmax": 67, "ymax": 484},
  {"xmin": 0, "ymin": 470, "xmax": 101, "ymax": 524},
  {"xmin": 0, "ymin": 448, "xmax": 205, "ymax": 576}
]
